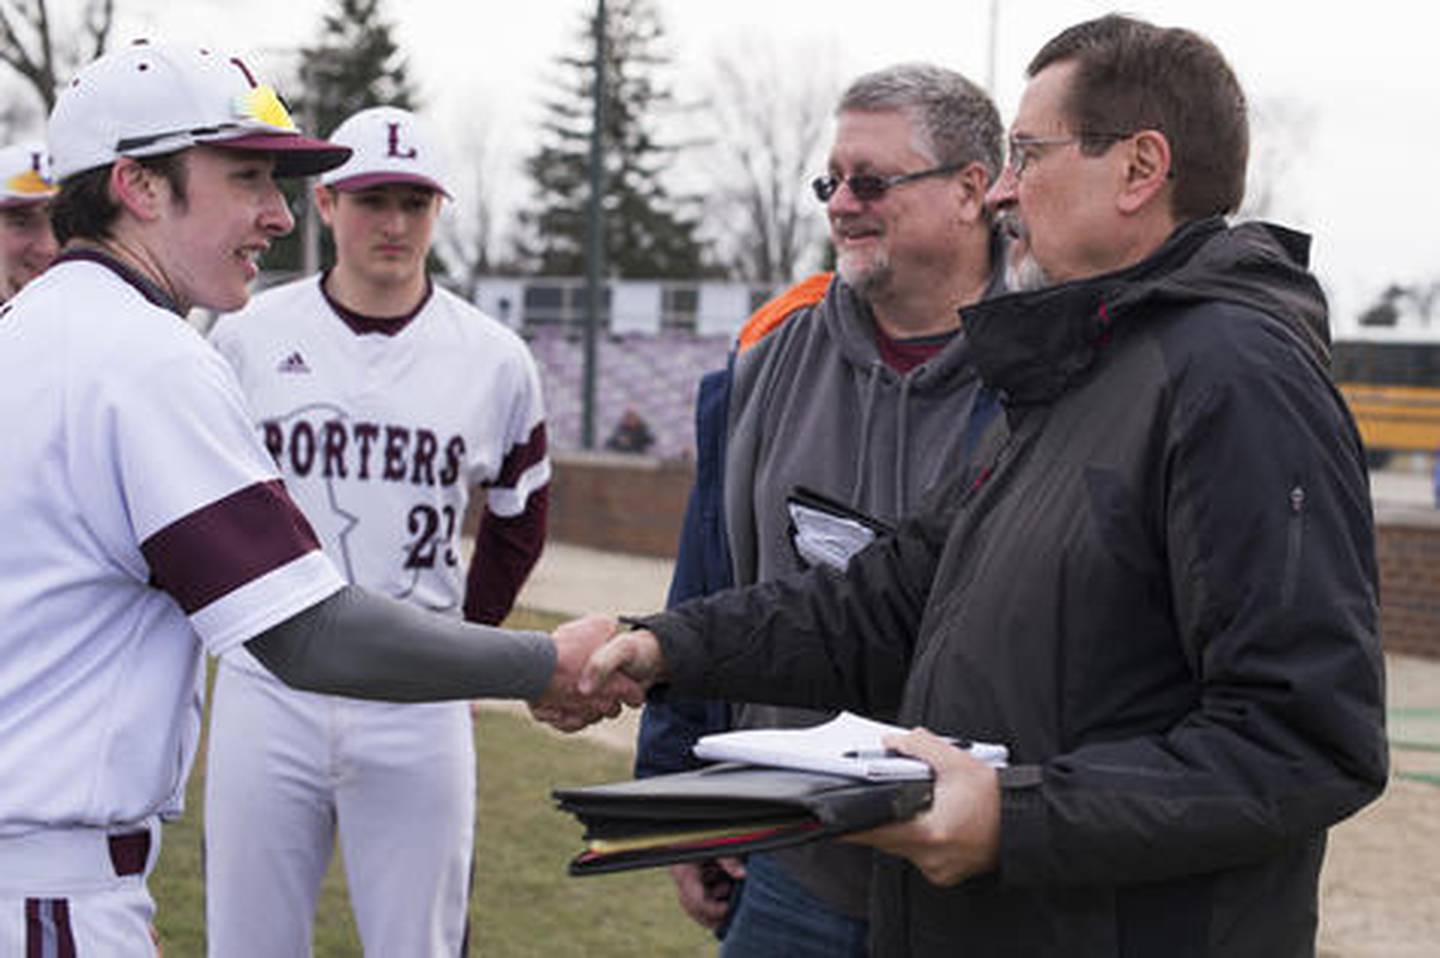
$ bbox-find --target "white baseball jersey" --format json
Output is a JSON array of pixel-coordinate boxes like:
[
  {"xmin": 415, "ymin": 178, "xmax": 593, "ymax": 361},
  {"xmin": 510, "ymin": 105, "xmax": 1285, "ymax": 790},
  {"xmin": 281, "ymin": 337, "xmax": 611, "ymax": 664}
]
[
  {"xmin": 204, "ymin": 272, "xmax": 549, "ymax": 957},
  {"xmin": 0, "ymin": 252, "xmax": 345, "ymax": 837},
  {"xmin": 209, "ymin": 275, "xmax": 549, "ymax": 674}
]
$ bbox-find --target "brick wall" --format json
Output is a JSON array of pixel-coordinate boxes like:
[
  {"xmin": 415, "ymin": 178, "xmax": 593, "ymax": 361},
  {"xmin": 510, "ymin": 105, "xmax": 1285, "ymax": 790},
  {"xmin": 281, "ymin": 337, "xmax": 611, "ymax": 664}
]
[
  {"xmin": 547, "ymin": 451, "xmax": 694, "ymax": 558},
  {"xmin": 542, "ymin": 457, "xmax": 1440, "ymax": 660},
  {"xmin": 1376, "ymin": 507, "xmax": 1440, "ymax": 659}
]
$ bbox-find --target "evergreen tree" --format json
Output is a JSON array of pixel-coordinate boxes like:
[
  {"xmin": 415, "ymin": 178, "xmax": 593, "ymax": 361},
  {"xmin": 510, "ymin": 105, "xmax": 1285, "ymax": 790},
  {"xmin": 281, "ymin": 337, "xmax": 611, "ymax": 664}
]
[
  {"xmin": 517, "ymin": 0, "xmax": 706, "ymax": 279},
  {"xmin": 266, "ymin": 0, "xmax": 421, "ymax": 275},
  {"xmin": 293, "ymin": 0, "xmax": 419, "ymax": 146}
]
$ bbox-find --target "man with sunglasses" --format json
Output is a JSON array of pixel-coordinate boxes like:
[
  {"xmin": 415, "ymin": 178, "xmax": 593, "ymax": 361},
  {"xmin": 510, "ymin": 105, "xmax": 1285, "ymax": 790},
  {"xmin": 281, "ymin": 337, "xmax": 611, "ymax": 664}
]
[
  {"xmin": 632, "ymin": 63, "xmax": 1005, "ymax": 957},
  {"xmin": 0, "ymin": 141, "xmax": 58, "ymax": 303},
  {"xmin": 0, "ymin": 44, "xmax": 626, "ymax": 956},
  {"xmin": 573, "ymin": 15, "xmax": 1385, "ymax": 957}
]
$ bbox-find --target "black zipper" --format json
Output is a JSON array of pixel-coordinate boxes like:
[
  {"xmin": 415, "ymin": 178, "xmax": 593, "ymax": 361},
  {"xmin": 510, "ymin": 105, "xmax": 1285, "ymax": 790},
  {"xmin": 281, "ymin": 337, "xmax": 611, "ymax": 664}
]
[{"xmin": 1281, "ymin": 484, "xmax": 1305, "ymax": 608}]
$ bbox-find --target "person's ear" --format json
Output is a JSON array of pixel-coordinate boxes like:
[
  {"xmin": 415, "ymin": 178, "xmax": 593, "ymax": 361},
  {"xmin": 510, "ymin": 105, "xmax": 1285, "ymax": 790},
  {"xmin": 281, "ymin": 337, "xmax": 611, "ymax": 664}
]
[
  {"xmin": 953, "ymin": 161, "xmax": 992, "ymax": 225},
  {"xmin": 314, "ymin": 184, "xmax": 338, "ymax": 228},
  {"xmin": 1116, "ymin": 129, "xmax": 1172, "ymax": 215},
  {"xmin": 108, "ymin": 158, "xmax": 171, "ymax": 222}
]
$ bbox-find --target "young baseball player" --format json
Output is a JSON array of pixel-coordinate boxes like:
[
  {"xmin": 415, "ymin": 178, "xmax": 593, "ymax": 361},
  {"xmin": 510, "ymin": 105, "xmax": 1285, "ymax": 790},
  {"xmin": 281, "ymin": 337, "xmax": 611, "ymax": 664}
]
[
  {"xmin": 204, "ymin": 105, "xmax": 550, "ymax": 957},
  {"xmin": 0, "ymin": 140, "xmax": 58, "ymax": 302},
  {"xmin": 0, "ymin": 43, "xmax": 623, "ymax": 957}
]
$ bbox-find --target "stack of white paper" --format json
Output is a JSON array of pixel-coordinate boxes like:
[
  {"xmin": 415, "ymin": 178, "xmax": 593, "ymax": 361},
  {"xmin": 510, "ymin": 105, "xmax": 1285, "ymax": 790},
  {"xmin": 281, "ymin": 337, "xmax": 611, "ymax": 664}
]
[
  {"xmin": 787, "ymin": 500, "xmax": 878, "ymax": 570},
  {"xmin": 693, "ymin": 711, "xmax": 1008, "ymax": 782}
]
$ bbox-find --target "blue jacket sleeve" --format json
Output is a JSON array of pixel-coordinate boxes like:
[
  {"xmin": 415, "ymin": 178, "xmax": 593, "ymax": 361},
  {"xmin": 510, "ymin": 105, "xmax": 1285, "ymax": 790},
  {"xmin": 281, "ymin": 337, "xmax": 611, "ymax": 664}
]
[
  {"xmin": 1433, "ymin": 447, "xmax": 1440, "ymax": 508},
  {"xmin": 634, "ymin": 365, "xmax": 735, "ymax": 778},
  {"xmin": 964, "ymin": 386, "xmax": 1003, "ymax": 459}
]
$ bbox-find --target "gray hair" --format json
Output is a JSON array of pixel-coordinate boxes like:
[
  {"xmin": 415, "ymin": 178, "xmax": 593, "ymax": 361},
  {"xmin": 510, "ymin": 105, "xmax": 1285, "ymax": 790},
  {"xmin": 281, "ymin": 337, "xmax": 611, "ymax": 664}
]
[{"xmin": 838, "ymin": 63, "xmax": 1003, "ymax": 182}]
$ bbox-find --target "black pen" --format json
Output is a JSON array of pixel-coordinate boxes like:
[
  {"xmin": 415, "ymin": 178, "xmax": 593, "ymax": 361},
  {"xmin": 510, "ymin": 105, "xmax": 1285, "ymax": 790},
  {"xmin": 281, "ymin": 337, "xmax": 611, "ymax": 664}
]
[
  {"xmin": 843, "ymin": 739, "xmax": 971, "ymax": 759},
  {"xmin": 842, "ymin": 748, "xmax": 903, "ymax": 760}
]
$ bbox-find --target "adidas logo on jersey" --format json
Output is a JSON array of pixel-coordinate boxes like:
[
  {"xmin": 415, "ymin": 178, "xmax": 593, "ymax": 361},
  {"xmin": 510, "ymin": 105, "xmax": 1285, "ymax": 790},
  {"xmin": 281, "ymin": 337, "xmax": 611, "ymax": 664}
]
[{"xmin": 277, "ymin": 351, "xmax": 311, "ymax": 374}]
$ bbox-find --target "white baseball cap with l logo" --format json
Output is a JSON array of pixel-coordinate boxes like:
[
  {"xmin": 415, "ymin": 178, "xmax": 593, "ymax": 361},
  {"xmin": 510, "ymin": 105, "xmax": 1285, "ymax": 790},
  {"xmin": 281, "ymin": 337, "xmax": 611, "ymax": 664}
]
[
  {"xmin": 48, "ymin": 41, "xmax": 351, "ymax": 182},
  {"xmin": 319, "ymin": 106, "xmax": 451, "ymax": 197},
  {"xmin": 0, "ymin": 141, "xmax": 57, "ymax": 207}
]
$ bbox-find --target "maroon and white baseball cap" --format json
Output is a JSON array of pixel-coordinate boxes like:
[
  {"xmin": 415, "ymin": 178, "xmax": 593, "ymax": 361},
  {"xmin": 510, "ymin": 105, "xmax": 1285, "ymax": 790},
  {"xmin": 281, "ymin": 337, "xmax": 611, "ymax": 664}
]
[
  {"xmin": 319, "ymin": 106, "xmax": 451, "ymax": 197},
  {"xmin": 0, "ymin": 142, "xmax": 57, "ymax": 208},
  {"xmin": 48, "ymin": 41, "xmax": 351, "ymax": 181}
]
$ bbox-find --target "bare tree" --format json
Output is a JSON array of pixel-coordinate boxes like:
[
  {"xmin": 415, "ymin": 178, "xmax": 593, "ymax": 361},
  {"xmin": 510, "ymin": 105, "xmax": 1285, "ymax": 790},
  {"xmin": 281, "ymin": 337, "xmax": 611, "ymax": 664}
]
[
  {"xmin": 0, "ymin": 90, "xmax": 40, "ymax": 140},
  {"xmin": 697, "ymin": 41, "xmax": 839, "ymax": 284},
  {"xmin": 0, "ymin": 0, "xmax": 115, "ymax": 113},
  {"xmin": 1416, "ymin": 283, "xmax": 1440, "ymax": 326},
  {"xmin": 436, "ymin": 117, "xmax": 507, "ymax": 298}
]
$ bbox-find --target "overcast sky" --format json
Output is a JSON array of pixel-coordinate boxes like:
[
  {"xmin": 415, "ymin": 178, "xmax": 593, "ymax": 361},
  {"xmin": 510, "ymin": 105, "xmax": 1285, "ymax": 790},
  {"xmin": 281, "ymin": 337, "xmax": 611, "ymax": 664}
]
[{"xmin": 93, "ymin": 1, "xmax": 1440, "ymax": 330}]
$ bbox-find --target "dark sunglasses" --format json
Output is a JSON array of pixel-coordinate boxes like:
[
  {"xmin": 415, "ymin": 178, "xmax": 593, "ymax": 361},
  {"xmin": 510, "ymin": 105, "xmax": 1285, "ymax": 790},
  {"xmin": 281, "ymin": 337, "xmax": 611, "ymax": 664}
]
[{"xmin": 811, "ymin": 163, "xmax": 963, "ymax": 203}]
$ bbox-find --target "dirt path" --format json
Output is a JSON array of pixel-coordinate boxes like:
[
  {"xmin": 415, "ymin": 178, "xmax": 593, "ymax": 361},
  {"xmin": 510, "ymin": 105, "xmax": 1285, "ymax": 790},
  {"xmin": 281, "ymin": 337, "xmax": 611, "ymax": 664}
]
[
  {"xmin": 1321, "ymin": 777, "xmax": 1440, "ymax": 957},
  {"xmin": 1320, "ymin": 653, "xmax": 1440, "ymax": 956}
]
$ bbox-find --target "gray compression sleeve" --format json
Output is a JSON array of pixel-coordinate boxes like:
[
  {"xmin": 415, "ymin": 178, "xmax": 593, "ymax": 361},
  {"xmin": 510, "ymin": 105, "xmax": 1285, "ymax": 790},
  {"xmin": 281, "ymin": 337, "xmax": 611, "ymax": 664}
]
[{"xmin": 244, "ymin": 585, "xmax": 555, "ymax": 702}]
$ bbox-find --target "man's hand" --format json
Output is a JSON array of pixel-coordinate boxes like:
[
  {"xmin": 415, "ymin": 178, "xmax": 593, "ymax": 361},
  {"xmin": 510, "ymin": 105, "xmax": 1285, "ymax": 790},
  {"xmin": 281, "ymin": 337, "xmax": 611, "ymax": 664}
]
[
  {"xmin": 845, "ymin": 728, "xmax": 1001, "ymax": 886},
  {"xmin": 578, "ymin": 626, "xmax": 667, "ymax": 694},
  {"xmin": 529, "ymin": 615, "xmax": 644, "ymax": 731},
  {"xmin": 668, "ymin": 857, "xmax": 746, "ymax": 931}
]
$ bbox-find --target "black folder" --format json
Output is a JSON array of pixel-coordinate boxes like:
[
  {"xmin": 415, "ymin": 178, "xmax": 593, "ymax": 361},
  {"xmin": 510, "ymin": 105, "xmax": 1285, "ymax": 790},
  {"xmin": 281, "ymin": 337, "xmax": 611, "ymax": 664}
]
[{"xmin": 553, "ymin": 762, "xmax": 932, "ymax": 876}]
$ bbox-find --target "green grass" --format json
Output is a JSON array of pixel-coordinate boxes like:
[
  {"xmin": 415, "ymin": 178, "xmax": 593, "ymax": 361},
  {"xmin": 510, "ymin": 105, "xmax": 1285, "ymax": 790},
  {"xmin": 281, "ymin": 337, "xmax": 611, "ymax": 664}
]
[{"xmin": 150, "ymin": 609, "xmax": 712, "ymax": 956}]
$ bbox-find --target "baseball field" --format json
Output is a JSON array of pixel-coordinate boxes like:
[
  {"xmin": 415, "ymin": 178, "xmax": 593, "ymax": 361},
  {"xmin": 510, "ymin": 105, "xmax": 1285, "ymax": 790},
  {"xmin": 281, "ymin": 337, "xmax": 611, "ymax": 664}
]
[{"xmin": 151, "ymin": 612, "xmax": 1440, "ymax": 956}]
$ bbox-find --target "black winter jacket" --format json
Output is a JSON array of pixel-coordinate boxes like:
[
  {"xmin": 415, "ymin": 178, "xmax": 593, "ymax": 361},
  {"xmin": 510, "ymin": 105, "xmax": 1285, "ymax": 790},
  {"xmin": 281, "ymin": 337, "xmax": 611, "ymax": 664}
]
[{"xmin": 638, "ymin": 218, "xmax": 1388, "ymax": 957}]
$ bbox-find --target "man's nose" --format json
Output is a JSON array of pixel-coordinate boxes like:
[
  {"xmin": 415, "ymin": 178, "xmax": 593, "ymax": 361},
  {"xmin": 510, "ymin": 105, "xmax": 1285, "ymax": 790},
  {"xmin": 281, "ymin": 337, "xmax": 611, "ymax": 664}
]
[
  {"xmin": 34, "ymin": 224, "xmax": 58, "ymax": 260},
  {"xmin": 984, "ymin": 165, "xmax": 1018, "ymax": 216},
  {"xmin": 259, "ymin": 183, "xmax": 295, "ymax": 236},
  {"xmin": 827, "ymin": 179, "xmax": 865, "ymax": 216}
]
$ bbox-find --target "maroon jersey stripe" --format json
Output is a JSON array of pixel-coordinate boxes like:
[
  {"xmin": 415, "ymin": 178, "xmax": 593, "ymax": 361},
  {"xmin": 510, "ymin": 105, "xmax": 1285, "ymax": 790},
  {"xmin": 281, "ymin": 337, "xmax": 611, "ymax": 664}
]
[
  {"xmin": 141, "ymin": 479, "xmax": 322, "ymax": 614},
  {"xmin": 464, "ymin": 486, "xmax": 548, "ymax": 625},
  {"xmin": 24, "ymin": 899, "xmax": 76, "ymax": 958},
  {"xmin": 53, "ymin": 901, "xmax": 75, "ymax": 958},
  {"xmin": 493, "ymin": 422, "xmax": 548, "ymax": 491},
  {"xmin": 320, "ymin": 270, "xmax": 433, "ymax": 336},
  {"xmin": 24, "ymin": 899, "xmax": 39, "ymax": 958}
]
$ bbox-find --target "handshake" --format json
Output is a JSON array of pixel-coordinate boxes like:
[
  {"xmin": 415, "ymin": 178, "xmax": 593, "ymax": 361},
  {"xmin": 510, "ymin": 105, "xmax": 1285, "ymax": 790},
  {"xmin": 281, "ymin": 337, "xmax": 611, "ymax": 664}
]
[{"xmin": 527, "ymin": 614, "xmax": 667, "ymax": 732}]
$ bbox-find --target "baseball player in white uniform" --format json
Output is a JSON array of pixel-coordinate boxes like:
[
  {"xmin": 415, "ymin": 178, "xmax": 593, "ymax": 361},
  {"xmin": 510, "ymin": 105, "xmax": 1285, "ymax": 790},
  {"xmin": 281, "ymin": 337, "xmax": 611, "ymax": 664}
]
[
  {"xmin": 0, "ymin": 140, "xmax": 58, "ymax": 302},
  {"xmin": 204, "ymin": 105, "xmax": 551, "ymax": 958},
  {"xmin": 0, "ymin": 43, "xmax": 626, "ymax": 958}
]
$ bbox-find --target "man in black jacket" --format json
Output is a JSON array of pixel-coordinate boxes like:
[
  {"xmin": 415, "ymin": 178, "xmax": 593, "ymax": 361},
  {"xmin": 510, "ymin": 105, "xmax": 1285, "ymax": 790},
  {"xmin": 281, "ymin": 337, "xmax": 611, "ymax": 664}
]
[{"xmin": 557, "ymin": 14, "xmax": 1387, "ymax": 958}]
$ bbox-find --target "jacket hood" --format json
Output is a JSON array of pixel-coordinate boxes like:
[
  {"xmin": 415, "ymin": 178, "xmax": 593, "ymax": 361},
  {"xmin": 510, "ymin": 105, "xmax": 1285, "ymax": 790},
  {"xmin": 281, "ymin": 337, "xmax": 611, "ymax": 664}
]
[
  {"xmin": 818, "ymin": 275, "xmax": 979, "ymax": 396},
  {"xmin": 1111, "ymin": 218, "xmax": 1331, "ymax": 360},
  {"xmin": 961, "ymin": 217, "xmax": 1332, "ymax": 405}
]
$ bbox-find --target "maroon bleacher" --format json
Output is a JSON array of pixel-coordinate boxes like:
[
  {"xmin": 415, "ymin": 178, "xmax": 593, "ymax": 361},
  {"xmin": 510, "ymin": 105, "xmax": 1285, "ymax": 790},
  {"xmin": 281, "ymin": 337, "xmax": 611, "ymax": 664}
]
[{"xmin": 527, "ymin": 328, "xmax": 731, "ymax": 459}]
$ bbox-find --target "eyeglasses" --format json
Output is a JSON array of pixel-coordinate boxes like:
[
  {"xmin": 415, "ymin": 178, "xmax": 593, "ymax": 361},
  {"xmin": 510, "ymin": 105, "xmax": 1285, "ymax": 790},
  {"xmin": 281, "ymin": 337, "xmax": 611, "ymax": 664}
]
[
  {"xmin": 811, "ymin": 163, "xmax": 963, "ymax": 203},
  {"xmin": 1005, "ymin": 132, "xmax": 1133, "ymax": 178}
]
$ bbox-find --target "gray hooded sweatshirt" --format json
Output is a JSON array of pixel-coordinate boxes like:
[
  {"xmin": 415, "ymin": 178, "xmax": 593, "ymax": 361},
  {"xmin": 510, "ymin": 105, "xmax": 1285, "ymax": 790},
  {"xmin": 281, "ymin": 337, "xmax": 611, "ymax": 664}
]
[{"xmin": 723, "ymin": 269, "xmax": 998, "ymax": 916}]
